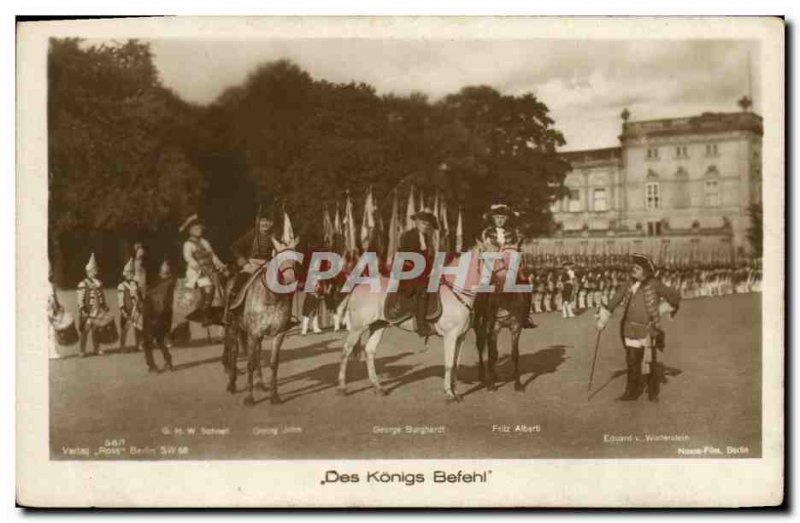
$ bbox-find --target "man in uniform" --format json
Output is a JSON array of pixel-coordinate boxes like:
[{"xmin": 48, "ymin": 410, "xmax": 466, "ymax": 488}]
[
  {"xmin": 117, "ymin": 257, "xmax": 144, "ymax": 352},
  {"xmin": 398, "ymin": 210, "xmax": 438, "ymax": 337},
  {"xmin": 180, "ymin": 214, "xmax": 228, "ymax": 326},
  {"xmin": 77, "ymin": 252, "xmax": 110, "ymax": 357},
  {"xmin": 596, "ymin": 253, "xmax": 681, "ymax": 402},
  {"xmin": 480, "ymin": 204, "xmax": 536, "ymax": 328},
  {"xmin": 224, "ymin": 207, "xmax": 297, "ymax": 325}
]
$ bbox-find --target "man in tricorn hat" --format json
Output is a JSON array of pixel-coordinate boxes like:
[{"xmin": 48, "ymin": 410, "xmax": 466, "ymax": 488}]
[
  {"xmin": 224, "ymin": 204, "xmax": 295, "ymax": 324},
  {"xmin": 480, "ymin": 203, "xmax": 537, "ymax": 328},
  {"xmin": 398, "ymin": 209, "xmax": 438, "ymax": 337},
  {"xmin": 180, "ymin": 214, "xmax": 227, "ymax": 326},
  {"xmin": 596, "ymin": 253, "xmax": 681, "ymax": 402}
]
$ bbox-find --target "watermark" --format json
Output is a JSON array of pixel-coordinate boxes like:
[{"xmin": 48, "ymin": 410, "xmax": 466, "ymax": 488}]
[{"xmin": 259, "ymin": 250, "xmax": 533, "ymax": 294}]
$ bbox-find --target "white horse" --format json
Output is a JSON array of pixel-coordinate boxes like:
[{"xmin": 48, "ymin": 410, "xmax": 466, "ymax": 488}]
[{"xmin": 337, "ymin": 249, "xmax": 485, "ymax": 402}]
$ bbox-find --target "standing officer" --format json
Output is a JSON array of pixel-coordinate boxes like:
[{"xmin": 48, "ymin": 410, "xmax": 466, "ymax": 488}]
[{"xmin": 596, "ymin": 253, "xmax": 681, "ymax": 402}]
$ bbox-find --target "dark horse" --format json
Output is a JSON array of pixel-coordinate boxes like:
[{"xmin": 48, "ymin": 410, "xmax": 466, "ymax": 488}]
[
  {"xmin": 472, "ymin": 251, "xmax": 531, "ymax": 392},
  {"xmin": 221, "ymin": 251, "xmax": 299, "ymax": 406}
]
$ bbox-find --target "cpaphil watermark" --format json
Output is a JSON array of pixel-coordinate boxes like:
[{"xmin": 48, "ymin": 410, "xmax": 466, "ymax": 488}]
[{"xmin": 264, "ymin": 250, "xmax": 533, "ymax": 294}]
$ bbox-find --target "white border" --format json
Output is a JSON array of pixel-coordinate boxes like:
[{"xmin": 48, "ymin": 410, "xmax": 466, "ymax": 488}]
[{"xmin": 15, "ymin": 16, "xmax": 784, "ymax": 508}]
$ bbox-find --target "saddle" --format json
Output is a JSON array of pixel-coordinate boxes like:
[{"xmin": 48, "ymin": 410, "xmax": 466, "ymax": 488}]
[
  {"xmin": 384, "ymin": 286, "xmax": 443, "ymax": 325},
  {"xmin": 229, "ymin": 265, "xmax": 267, "ymax": 311}
]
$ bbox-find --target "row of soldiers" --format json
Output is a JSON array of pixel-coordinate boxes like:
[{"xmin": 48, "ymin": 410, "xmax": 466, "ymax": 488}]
[{"xmin": 528, "ymin": 259, "xmax": 763, "ymax": 317}]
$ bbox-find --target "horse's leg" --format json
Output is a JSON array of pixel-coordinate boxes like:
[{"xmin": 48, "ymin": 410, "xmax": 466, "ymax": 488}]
[
  {"xmin": 338, "ymin": 326, "xmax": 365, "ymax": 395},
  {"xmin": 225, "ymin": 325, "xmax": 238, "ymax": 394},
  {"xmin": 266, "ymin": 332, "xmax": 286, "ymax": 404},
  {"xmin": 238, "ymin": 324, "xmax": 249, "ymax": 358},
  {"xmin": 487, "ymin": 320, "xmax": 499, "ymax": 391},
  {"xmin": 364, "ymin": 326, "xmax": 387, "ymax": 396},
  {"xmin": 243, "ymin": 333, "xmax": 258, "ymax": 406},
  {"xmin": 474, "ymin": 315, "xmax": 487, "ymax": 386},
  {"xmin": 443, "ymin": 330, "xmax": 462, "ymax": 403},
  {"xmin": 512, "ymin": 324, "xmax": 523, "ymax": 391}
]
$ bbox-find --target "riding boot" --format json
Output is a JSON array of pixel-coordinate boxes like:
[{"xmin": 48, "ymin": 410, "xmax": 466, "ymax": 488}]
[
  {"xmin": 415, "ymin": 294, "xmax": 433, "ymax": 337},
  {"xmin": 301, "ymin": 316, "xmax": 309, "ymax": 335},
  {"xmin": 312, "ymin": 316, "xmax": 322, "ymax": 334},
  {"xmin": 199, "ymin": 287, "xmax": 214, "ymax": 327}
]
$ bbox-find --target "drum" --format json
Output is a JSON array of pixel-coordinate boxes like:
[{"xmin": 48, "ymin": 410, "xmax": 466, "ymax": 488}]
[
  {"xmin": 52, "ymin": 312, "xmax": 79, "ymax": 346},
  {"xmin": 93, "ymin": 311, "xmax": 119, "ymax": 344}
]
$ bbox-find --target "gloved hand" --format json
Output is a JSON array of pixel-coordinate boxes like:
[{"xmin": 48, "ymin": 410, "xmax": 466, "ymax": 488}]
[{"xmin": 595, "ymin": 306, "xmax": 611, "ymax": 331}]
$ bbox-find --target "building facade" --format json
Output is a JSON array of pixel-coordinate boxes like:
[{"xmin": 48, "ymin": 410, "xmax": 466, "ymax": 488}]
[{"xmin": 546, "ymin": 108, "xmax": 762, "ymax": 258}]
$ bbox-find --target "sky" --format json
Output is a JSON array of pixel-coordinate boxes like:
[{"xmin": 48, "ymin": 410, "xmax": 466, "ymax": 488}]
[{"xmin": 146, "ymin": 38, "xmax": 760, "ymax": 151}]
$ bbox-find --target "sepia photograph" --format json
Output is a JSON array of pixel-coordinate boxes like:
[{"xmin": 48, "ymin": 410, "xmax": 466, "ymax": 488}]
[{"xmin": 16, "ymin": 16, "xmax": 784, "ymax": 507}]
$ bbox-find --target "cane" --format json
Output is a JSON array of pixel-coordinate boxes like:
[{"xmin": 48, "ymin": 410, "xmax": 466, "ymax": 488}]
[{"xmin": 587, "ymin": 328, "xmax": 603, "ymax": 401}]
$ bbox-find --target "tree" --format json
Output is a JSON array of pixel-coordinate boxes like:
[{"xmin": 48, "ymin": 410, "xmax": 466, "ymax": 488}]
[{"xmin": 48, "ymin": 38, "xmax": 204, "ymax": 283}]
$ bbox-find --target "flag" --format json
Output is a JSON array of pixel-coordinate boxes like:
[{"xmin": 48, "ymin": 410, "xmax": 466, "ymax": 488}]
[
  {"xmin": 431, "ymin": 190, "xmax": 441, "ymax": 253},
  {"xmin": 360, "ymin": 186, "xmax": 376, "ymax": 250},
  {"xmin": 282, "ymin": 207, "xmax": 294, "ymax": 244},
  {"xmin": 405, "ymin": 186, "xmax": 416, "ymax": 230},
  {"xmin": 455, "ymin": 207, "xmax": 464, "ymax": 252},
  {"xmin": 344, "ymin": 191, "xmax": 358, "ymax": 256},
  {"xmin": 439, "ymin": 195, "xmax": 450, "ymax": 251},
  {"xmin": 386, "ymin": 189, "xmax": 401, "ymax": 267},
  {"xmin": 323, "ymin": 205, "xmax": 334, "ymax": 248}
]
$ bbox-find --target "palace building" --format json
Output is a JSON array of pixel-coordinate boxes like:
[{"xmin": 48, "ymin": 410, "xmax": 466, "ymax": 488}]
[{"xmin": 538, "ymin": 100, "xmax": 762, "ymax": 260}]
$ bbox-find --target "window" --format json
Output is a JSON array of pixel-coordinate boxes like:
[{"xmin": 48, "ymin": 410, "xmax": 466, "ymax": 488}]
[
  {"xmin": 646, "ymin": 147, "xmax": 659, "ymax": 160},
  {"xmin": 675, "ymin": 167, "xmax": 690, "ymax": 208},
  {"xmin": 704, "ymin": 179, "xmax": 720, "ymax": 206},
  {"xmin": 645, "ymin": 182, "xmax": 660, "ymax": 209},
  {"xmin": 705, "ymin": 143, "xmax": 719, "ymax": 157},
  {"xmin": 647, "ymin": 221, "xmax": 662, "ymax": 236},
  {"xmin": 568, "ymin": 189, "xmax": 582, "ymax": 212},
  {"xmin": 675, "ymin": 145, "xmax": 689, "ymax": 158},
  {"xmin": 592, "ymin": 188, "xmax": 608, "ymax": 212}
]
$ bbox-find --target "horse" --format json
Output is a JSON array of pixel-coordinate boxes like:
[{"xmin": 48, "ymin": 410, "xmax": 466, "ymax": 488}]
[
  {"xmin": 337, "ymin": 248, "xmax": 484, "ymax": 402},
  {"xmin": 221, "ymin": 250, "xmax": 299, "ymax": 406},
  {"xmin": 473, "ymin": 249, "xmax": 532, "ymax": 392}
]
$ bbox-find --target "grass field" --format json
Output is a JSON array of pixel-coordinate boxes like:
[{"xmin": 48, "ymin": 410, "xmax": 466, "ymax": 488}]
[{"xmin": 50, "ymin": 292, "xmax": 761, "ymax": 460}]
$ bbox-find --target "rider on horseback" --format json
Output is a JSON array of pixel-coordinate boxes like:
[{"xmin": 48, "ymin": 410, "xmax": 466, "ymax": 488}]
[
  {"xmin": 480, "ymin": 203, "xmax": 537, "ymax": 329},
  {"xmin": 398, "ymin": 209, "xmax": 439, "ymax": 337},
  {"xmin": 181, "ymin": 214, "xmax": 228, "ymax": 326},
  {"xmin": 223, "ymin": 203, "xmax": 297, "ymax": 325}
]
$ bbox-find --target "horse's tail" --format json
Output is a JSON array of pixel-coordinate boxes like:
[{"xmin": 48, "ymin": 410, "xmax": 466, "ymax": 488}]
[
  {"xmin": 348, "ymin": 338, "xmax": 364, "ymax": 362},
  {"xmin": 337, "ymin": 292, "xmax": 352, "ymax": 318}
]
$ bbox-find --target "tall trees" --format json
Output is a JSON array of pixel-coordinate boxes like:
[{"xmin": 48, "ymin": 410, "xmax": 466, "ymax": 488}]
[
  {"xmin": 48, "ymin": 43, "xmax": 569, "ymax": 282},
  {"xmin": 49, "ymin": 38, "xmax": 204, "ymax": 282}
]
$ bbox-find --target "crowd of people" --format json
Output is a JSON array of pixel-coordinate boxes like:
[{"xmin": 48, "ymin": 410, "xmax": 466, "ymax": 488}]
[{"xmin": 525, "ymin": 257, "xmax": 762, "ymax": 319}]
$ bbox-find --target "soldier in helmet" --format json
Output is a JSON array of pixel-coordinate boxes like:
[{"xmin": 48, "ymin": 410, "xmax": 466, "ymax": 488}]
[
  {"xmin": 180, "ymin": 214, "xmax": 228, "ymax": 327},
  {"xmin": 77, "ymin": 252, "xmax": 110, "ymax": 357},
  {"xmin": 117, "ymin": 257, "xmax": 144, "ymax": 352}
]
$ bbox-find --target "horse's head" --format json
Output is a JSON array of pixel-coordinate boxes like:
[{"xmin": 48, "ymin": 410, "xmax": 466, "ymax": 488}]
[{"xmin": 271, "ymin": 238, "xmax": 301, "ymax": 287}]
